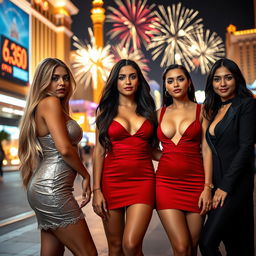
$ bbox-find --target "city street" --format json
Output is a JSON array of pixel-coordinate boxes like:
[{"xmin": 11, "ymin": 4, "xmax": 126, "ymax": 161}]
[
  {"xmin": 0, "ymin": 170, "xmax": 255, "ymax": 256},
  {"xmin": 0, "ymin": 0, "xmax": 255, "ymax": 255}
]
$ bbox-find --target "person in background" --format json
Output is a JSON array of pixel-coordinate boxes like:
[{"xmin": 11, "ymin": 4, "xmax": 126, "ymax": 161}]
[
  {"xmin": 18, "ymin": 58, "xmax": 97, "ymax": 256},
  {"xmin": 156, "ymin": 64, "xmax": 212, "ymax": 256},
  {"xmin": 82, "ymin": 139, "xmax": 92, "ymax": 168},
  {"xmin": 199, "ymin": 58, "xmax": 255, "ymax": 256},
  {"xmin": 92, "ymin": 59, "xmax": 158, "ymax": 256}
]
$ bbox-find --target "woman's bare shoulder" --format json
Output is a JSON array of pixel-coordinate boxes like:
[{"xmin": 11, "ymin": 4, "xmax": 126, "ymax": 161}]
[{"xmin": 38, "ymin": 96, "xmax": 61, "ymax": 109}]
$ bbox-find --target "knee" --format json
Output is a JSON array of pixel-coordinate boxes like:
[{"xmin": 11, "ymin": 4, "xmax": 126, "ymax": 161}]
[
  {"xmin": 122, "ymin": 239, "xmax": 141, "ymax": 255},
  {"xmin": 108, "ymin": 238, "xmax": 123, "ymax": 254},
  {"xmin": 173, "ymin": 243, "xmax": 191, "ymax": 256}
]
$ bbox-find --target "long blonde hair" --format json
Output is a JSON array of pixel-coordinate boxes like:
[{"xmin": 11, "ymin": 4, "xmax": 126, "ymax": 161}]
[{"xmin": 18, "ymin": 58, "xmax": 76, "ymax": 188}]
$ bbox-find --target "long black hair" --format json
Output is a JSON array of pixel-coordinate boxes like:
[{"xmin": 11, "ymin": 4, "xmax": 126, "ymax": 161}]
[
  {"xmin": 162, "ymin": 64, "xmax": 196, "ymax": 107},
  {"xmin": 96, "ymin": 59, "xmax": 157, "ymax": 151},
  {"xmin": 204, "ymin": 58, "xmax": 253, "ymax": 120}
]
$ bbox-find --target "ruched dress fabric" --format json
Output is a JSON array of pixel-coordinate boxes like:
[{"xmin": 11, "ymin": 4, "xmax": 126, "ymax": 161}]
[
  {"xmin": 27, "ymin": 120, "xmax": 84, "ymax": 230},
  {"xmin": 156, "ymin": 104, "xmax": 205, "ymax": 213},
  {"xmin": 102, "ymin": 119, "xmax": 155, "ymax": 210}
]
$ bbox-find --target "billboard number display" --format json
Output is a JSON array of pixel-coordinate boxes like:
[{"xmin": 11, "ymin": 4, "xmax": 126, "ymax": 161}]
[{"xmin": 0, "ymin": 0, "xmax": 29, "ymax": 85}]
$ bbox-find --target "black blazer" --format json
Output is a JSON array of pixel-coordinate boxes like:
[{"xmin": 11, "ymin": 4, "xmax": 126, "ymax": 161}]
[{"xmin": 206, "ymin": 97, "xmax": 256, "ymax": 195}]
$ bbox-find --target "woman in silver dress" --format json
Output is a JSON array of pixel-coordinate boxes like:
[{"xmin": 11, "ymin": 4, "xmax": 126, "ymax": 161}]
[{"xmin": 18, "ymin": 58, "xmax": 97, "ymax": 256}]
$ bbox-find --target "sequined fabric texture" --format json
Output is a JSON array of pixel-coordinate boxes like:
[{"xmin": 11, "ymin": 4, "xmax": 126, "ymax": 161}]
[{"xmin": 27, "ymin": 120, "xmax": 84, "ymax": 230}]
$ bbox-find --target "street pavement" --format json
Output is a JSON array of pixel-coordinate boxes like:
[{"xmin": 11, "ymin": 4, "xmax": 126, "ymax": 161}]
[{"xmin": 0, "ymin": 169, "xmax": 255, "ymax": 256}]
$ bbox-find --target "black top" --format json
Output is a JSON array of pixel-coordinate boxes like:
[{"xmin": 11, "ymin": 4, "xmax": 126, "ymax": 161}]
[{"xmin": 206, "ymin": 97, "xmax": 256, "ymax": 194}]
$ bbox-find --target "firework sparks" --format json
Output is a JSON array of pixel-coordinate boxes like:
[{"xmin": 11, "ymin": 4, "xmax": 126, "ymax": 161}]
[
  {"xmin": 189, "ymin": 29, "xmax": 225, "ymax": 74},
  {"xmin": 107, "ymin": 0, "xmax": 158, "ymax": 49},
  {"xmin": 148, "ymin": 2, "xmax": 203, "ymax": 71},
  {"xmin": 71, "ymin": 28, "xmax": 114, "ymax": 89},
  {"xmin": 112, "ymin": 43, "xmax": 150, "ymax": 78}
]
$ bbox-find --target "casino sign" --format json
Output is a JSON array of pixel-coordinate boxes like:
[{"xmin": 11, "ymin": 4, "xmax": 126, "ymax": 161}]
[
  {"xmin": 1, "ymin": 35, "xmax": 28, "ymax": 85},
  {"xmin": 0, "ymin": 0, "xmax": 29, "ymax": 86}
]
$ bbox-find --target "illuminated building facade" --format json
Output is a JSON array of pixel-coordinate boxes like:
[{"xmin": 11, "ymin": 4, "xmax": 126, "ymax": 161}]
[
  {"xmin": 225, "ymin": 3, "xmax": 256, "ymax": 97},
  {"xmin": 91, "ymin": 0, "xmax": 105, "ymax": 103},
  {"xmin": 226, "ymin": 25, "xmax": 256, "ymax": 85},
  {"xmin": 0, "ymin": 0, "xmax": 77, "ymax": 168}
]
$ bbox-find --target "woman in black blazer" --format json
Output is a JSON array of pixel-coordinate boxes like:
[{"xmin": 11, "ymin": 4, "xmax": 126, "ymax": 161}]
[{"xmin": 199, "ymin": 58, "xmax": 255, "ymax": 256}]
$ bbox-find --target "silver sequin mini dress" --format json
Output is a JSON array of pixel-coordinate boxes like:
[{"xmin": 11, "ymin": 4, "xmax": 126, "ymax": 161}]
[{"xmin": 27, "ymin": 120, "xmax": 84, "ymax": 230}]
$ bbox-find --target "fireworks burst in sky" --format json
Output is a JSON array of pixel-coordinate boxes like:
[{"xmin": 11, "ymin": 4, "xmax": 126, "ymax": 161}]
[
  {"xmin": 111, "ymin": 43, "xmax": 150, "ymax": 78},
  {"xmin": 189, "ymin": 29, "xmax": 225, "ymax": 74},
  {"xmin": 71, "ymin": 28, "xmax": 114, "ymax": 89},
  {"xmin": 148, "ymin": 2, "xmax": 204, "ymax": 71},
  {"xmin": 107, "ymin": 0, "xmax": 158, "ymax": 50}
]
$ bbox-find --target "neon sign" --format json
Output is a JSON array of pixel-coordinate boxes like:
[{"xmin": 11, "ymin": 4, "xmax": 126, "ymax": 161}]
[
  {"xmin": 0, "ymin": 35, "xmax": 28, "ymax": 84},
  {"xmin": 0, "ymin": 0, "xmax": 29, "ymax": 86}
]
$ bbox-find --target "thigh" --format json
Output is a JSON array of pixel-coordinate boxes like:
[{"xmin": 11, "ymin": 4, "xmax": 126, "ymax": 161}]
[
  {"xmin": 103, "ymin": 208, "xmax": 125, "ymax": 245},
  {"xmin": 52, "ymin": 219, "xmax": 96, "ymax": 256},
  {"xmin": 123, "ymin": 204, "xmax": 153, "ymax": 245},
  {"xmin": 41, "ymin": 230, "xmax": 64, "ymax": 256},
  {"xmin": 186, "ymin": 212, "xmax": 204, "ymax": 246},
  {"xmin": 158, "ymin": 209, "xmax": 191, "ymax": 249}
]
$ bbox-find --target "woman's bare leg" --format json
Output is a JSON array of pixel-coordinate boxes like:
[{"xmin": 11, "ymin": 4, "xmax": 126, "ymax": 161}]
[
  {"xmin": 41, "ymin": 230, "xmax": 65, "ymax": 256},
  {"xmin": 186, "ymin": 212, "xmax": 204, "ymax": 256},
  {"xmin": 123, "ymin": 204, "xmax": 153, "ymax": 256},
  {"xmin": 158, "ymin": 209, "xmax": 191, "ymax": 256},
  {"xmin": 52, "ymin": 219, "xmax": 97, "ymax": 256},
  {"xmin": 103, "ymin": 208, "xmax": 125, "ymax": 256}
]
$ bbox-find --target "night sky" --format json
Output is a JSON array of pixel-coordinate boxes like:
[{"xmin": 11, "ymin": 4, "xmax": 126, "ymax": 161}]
[{"xmin": 70, "ymin": 0, "xmax": 255, "ymax": 90}]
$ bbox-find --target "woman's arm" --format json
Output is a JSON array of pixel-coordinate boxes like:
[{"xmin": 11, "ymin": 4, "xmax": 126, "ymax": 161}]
[
  {"xmin": 199, "ymin": 106, "xmax": 213, "ymax": 214},
  {"xmin": 39, "ymin": 96, "xmax": 91, "ymax": 205},
  {"xmin": 92, "ymin": 127, "xmax": 107, "ymax": 219}
]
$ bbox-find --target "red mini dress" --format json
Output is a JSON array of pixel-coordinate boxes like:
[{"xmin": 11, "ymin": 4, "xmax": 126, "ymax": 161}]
[
  {"xmin": 102, "ymin": 119, "xmax": 155, "ymax": 210},
  {"xmin": 156, "ymin": 104, "xmax": 205, "ymax": 213}
]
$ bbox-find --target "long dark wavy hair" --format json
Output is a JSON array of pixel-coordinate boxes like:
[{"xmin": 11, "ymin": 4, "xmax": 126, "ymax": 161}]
[
  {"xmin": 96, "ymin": 59, "xmax": 157, "ymax": 151},
  {"xmin": 162, "ymin": 64, "xmax": 196, "ymax": 107},
  {"xmin": 204, "ymin": 58, "xmax": 253, "ymax": 120}
]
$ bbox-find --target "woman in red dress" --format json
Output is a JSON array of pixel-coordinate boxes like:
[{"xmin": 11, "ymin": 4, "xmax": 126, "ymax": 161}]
[
  {"xmin": 92, "ymin": 59, "xmax": 158, "ymax": 255},
  {"xmin": 156, "ymin": 64, "xmax": 212, "ymax": 256}
]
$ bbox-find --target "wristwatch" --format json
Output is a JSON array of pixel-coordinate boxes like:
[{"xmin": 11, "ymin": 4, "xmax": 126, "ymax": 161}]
[{"xmin": 204, "ymin": 183, "xmax": 214, "ymax": 189}]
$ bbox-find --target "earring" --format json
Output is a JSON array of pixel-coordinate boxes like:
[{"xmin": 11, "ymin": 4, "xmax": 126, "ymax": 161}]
[{"xmin": 165, "ymin": 90, "xmax": 170, "ymax": 97}]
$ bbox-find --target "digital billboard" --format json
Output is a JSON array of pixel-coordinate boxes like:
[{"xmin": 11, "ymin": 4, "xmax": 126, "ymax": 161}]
[{"xmin": 0, "ymin": 0, "xmax": 29, "ymax": 85}]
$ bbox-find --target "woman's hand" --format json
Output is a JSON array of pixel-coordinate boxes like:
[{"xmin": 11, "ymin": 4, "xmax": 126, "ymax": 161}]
[
  {"xmin": 92, "ymin": 189, "xmax": 108, "ymax": 220},
  {"xmin": 80, "ymin": 174, "xmax": 91, "ymax": 208},
  {"xmin": 198, "ymin": 188, "xmax": 212, "ymax": 215},
  {"xmin": 212, "ymin": 188, "xmax": 228, "ymax": 209}
]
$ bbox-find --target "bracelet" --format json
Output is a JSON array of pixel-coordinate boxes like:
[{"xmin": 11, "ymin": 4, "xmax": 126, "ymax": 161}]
[
  {"xmin": 204, "ymin": 183, "xmax": 214, "ymax": 189},
  {"xmin": 92, "ymin": 188, "xmax": 101, "ymax": 193}
]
